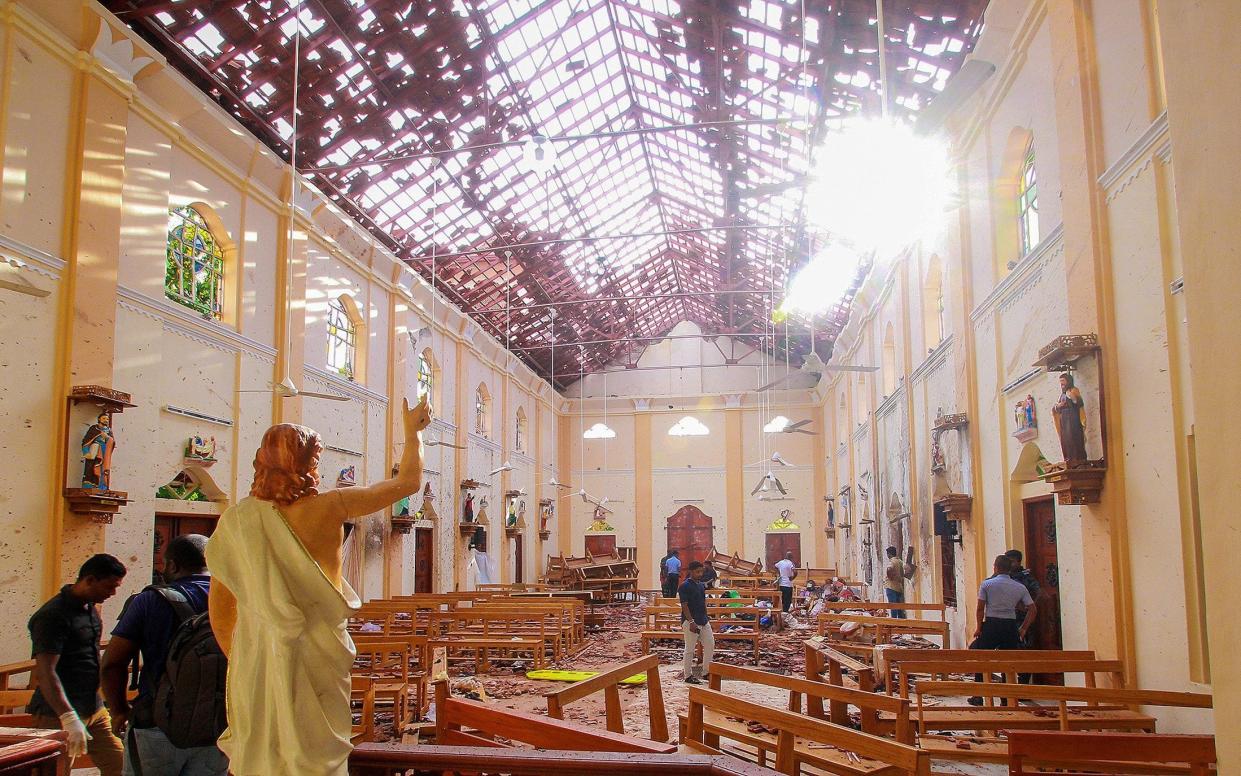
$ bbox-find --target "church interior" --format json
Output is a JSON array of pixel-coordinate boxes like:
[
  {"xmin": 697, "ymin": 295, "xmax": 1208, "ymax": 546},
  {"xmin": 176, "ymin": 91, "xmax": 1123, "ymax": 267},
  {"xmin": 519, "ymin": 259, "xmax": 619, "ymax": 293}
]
[{"xmin": 0, "ymin": 0, "xmax": 1237, "ymax": 773}]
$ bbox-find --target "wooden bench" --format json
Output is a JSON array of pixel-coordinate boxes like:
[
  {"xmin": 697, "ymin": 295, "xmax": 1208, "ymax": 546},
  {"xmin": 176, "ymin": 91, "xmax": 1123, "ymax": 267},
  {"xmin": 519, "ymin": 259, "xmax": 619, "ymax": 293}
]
[
  {"xmin": 350, "ymin": 743, "xmax": 781, "ymax": 775},
  {"xmin": 640, "ymin": 604, "xmax": 762, "ymax": 664},
  {"xmin": 1008, "ymin": 730, "xmax": 1216, "ymax": 775},
  {"xmin": 817, "ymin": 613, "xmax": 949, "ymax": 647},
  {"xmin": 805, "ymin": 638, "xmax": 878, "ymax": 693},
  {"xmin": 881, "ymin": 648, "xmax": 1101, "ymax": 697},
  {"xmin": 703, "ymin": 662, "xmax": 913, "ymax": 744},
  {"xmin": 428, "ymin": 609, "xmax": 553, "ymax": 667},
  {"xmin": 0, "ymin": 665, "xmax": 34, "ymax": 694},
  {"xmin": 545, "ymin": 655, "xmax": 669, "ymax": 742},
  {"xmin": 432, "ymin": 680, "xmax": 675, "ymax": 753},
  {"xmin": 352, "ymin": 641, "xmax": 414, "ymax": 732},
  {"xmin": 449, "ymin": 605, "xmax": 566, "ymax": 660},
  {"xmin": 683, "ymin": 686, "xmax": 931, "ymax": 775},
  {"xmin": 0, "ymin": 729, "xmax": 64, "ymax": 776},
  {"xmin": 474, "ymin": 599, "xmax": 585, "ymax": 653}
]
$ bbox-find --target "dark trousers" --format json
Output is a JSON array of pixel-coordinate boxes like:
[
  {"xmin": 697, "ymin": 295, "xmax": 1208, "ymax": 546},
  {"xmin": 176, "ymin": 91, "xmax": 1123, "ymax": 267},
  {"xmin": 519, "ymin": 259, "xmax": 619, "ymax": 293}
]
[
  {"xmin": 780, "ymin": 585, "xmax": 793, "ymax": 613},
  {"xmin": 969, "ymin": 617, "xmax": 1022, "ymax": 684},
  {"xmin": 884, "ymin": 587, "xmax": 907, "ymax": 618},
  {"xmin": 663, "ymin": 573, "xmax": 680, "ymax": 599}
]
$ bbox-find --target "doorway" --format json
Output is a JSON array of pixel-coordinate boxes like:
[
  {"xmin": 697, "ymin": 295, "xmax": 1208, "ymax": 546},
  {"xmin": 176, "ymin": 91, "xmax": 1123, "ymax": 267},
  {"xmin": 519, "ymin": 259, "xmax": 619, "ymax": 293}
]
[
  {"xmin": 666, "ymin": 505, "xmax": 714, "ymax": 564},
  {"xmin": 764, "ymin": 533, "xmax": 802, "ymax": 569},
  {"xmin": 585, "ymin": 534, "xmax": 617, "ymax": 557},
  {"xmin": 414, "ymin": 527, "xmax": 434, "ymax": 593},
  {"xmin": 1022, "ymin": 497, "xmax": 1063, "ymax": 675},
  {"xmin": 153, "ymin": 514, "xmax": 218, "ymax": 585},
  {"xmin": 512, "ymin": 535, "xmax": 524, "ymax": 584}
]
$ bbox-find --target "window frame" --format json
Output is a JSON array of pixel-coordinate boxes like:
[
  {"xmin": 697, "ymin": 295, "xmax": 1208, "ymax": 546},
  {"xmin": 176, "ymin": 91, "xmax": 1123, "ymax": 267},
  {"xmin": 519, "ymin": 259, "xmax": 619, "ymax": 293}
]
[
  {"xmin": 1017, "ymin": 143, "xmax": 1040, "ymax": 256},
  {"xmin": 165, "ymin": 205, "xmax": 225, "ymax": 320},
  {"xmin": 326, "ymin": 297, "xmax": 358, "ymax": 380}
]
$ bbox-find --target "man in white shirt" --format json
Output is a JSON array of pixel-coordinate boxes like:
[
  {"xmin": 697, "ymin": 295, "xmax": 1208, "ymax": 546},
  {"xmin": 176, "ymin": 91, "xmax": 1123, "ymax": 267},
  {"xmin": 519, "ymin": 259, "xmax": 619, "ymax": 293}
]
[
  {"xmin": 774, "ymin": 552, "xmax": 797, "ymax": 613},
  {"xmin": 968, "ymin": 554, "xmax": 1037, "ymax": 705}
]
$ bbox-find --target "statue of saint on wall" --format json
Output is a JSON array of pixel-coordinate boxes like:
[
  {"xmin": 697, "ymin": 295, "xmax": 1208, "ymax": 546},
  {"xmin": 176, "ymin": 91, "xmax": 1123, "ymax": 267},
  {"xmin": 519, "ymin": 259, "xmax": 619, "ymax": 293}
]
[
  {"xmin": 539, "ymin": 501, "xmax": 554, "ymax": 533},
  {"xmin": 930, "ymin": 430, "xmax": 946, "ymax": 473},
  {"xmin": 81, "ymin": 412, "xmax": 116, "ymax": 490},
  {"xmin": 506, "ymin": 502, "xmax": 518, "ymax": 528},
  {"xmin": 463, "ymin": 492, "xmax": 475, "ymax": 523},
  {"xmin": 587, "ymin": 506, "xmax": 614, "ymax": 532},
  {"xmin": 1052, "ymin": 372, "xmax": 1088, "ymax": 464},
  {"xmin": 185, "ymin": 434, "xmax": 217, "ymax": 464},
  {"xmin": 1012, "ymin": 394, "xmax": 1038, "ymax": 443}
]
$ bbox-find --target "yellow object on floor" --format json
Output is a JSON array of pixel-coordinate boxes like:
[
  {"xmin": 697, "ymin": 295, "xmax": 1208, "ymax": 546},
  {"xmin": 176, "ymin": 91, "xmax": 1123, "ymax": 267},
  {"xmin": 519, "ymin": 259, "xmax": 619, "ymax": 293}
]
[{"xmin": 525, "ymin": 669, "xmax": 646, "ymax": 684}]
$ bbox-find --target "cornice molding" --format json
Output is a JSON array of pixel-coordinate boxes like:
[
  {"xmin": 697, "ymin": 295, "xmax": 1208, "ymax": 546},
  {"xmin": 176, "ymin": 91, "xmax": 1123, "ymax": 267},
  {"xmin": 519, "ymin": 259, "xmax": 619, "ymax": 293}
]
[
  {"xmin": 303, "ymin": 365, "xmax": 389, "ymax": 405},
  {"xmin": 0, "ymin": 234, "xmax": 65, "ymax": 279},
  {"xmin": 117, "ymin": 285, "xmax": 279, "ymax": 361},
  {"xmin": 970, "ymin": 222, "xmax": 1065, "ymax": 324},
  {"xmin": 1098, "ymin": 111, "xmax": 1168, "ymax": 196},
  {"xmin": 909, "ymin": 335, "xmax": 954, "ymax": 384}
]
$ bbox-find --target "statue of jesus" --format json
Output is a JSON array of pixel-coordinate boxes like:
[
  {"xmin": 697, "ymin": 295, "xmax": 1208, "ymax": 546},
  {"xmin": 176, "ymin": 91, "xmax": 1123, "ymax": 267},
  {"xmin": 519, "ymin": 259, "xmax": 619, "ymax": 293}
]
[{"xmin": 207, "ymin": 396, "xmax": 431, "ymax": 775}]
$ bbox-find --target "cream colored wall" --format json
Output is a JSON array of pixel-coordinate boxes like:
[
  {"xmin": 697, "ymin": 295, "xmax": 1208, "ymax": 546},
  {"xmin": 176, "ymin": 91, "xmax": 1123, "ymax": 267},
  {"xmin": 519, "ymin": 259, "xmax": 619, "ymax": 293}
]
[{"xmin": 0, "ymin": 2, "xmax": 559, "ymax": 659}]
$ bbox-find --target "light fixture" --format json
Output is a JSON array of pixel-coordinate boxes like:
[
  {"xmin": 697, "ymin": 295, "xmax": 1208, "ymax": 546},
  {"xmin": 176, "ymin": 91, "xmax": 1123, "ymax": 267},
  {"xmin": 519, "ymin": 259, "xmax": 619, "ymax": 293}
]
[
  {"xmin": 804, "ymin": 118, "xmax": 954, "ymax": 258},
  {"xmin": 668, "ymin": 417, "xmax": 709, "ymax": 437},
  {"xmin": 583, "ymin": 422, "xmax": 616, "ymax": 439},
  {"xmin": 522, "ymin": 133, "xmax": 557, "ymax": 174},
  {"xmin": 763, "ymin": 416, "xmax": 790, "ymax": 433}
]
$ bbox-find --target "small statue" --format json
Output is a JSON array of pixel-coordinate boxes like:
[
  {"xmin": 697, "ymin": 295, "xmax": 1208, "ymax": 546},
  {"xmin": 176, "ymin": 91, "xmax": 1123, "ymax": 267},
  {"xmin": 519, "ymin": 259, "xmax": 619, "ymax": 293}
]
[
  {"xmin": 81, "ymin": 412, "xmax": 116, "ymax": 490},
  {"xmin": 539, "ymin": 502, "xmax": 553, "ymax": 533},
  {"xmin": 206, "ymin": 396, "xmax": 431, "ymax": 775},
  {"xmin": 185, "ymin": 434, "xmax": 217, "ymax": 462},
  {"xmin": 1053, "ymin": 372, "xmax": 1088, "ymax": 464},
  {"xmin": 587, "ymin": 506, "xmax": 614, "ymax": 532},
  {"xmin": 506, "ymin": 503, "xmax": 517, "ymax": 528},
  {"xmin": 463, "ymin": 492, "xmax": 475, "ymax": 523}
]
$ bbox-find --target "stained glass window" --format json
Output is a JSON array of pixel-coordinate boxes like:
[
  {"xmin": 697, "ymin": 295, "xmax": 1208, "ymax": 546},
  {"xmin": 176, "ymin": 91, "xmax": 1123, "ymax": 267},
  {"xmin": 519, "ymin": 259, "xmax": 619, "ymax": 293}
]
[
  {"xmin": 417, "ymin": 351, "xmax": 434, "ymax": 400},
  {"xmin": 1017, "ymin": 144, "xmax": 1040, "ymax": 256},
  {"xmin": 165, "ymin": 206, "xmax": 224, "ymax": 319},
  {"xmin": 326, "ymin": 298, "xmax": 357, "ymax": 380}
]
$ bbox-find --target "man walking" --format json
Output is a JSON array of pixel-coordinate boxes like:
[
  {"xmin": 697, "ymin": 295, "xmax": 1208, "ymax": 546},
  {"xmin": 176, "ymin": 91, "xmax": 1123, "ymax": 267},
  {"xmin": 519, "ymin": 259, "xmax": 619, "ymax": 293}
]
[
  {"xmin": 883, "ymin": 546, "xmax": 914, "ymax": 619},
  {"xmin": 968, "ymin": 554, "xmax": 1037, "ymax": 704},
  {"xmin": 678, "ymin": 561, "xmax": 713, "ymax": 684},
  {"xmin": 102, "ymin": 535, "xmax": 228, "ymax": 775},
  {"xmin": 774, "ymin": 552, "xmax": 797, "ymax": 613},
  {"xmin": 662, "ymin": 549, "xmax": 682, "ymax": 599},
  {"xmin": 28, "ymin": 554, "xmax": 127, "ymax": 775}
]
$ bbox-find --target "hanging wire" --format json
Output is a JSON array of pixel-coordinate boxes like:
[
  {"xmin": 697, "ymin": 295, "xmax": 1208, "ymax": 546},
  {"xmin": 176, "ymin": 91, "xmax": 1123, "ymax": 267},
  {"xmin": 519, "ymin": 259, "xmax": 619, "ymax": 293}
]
[{"xmin": 282, "ymin": 0, "xmax": 303, "ymax": 380}]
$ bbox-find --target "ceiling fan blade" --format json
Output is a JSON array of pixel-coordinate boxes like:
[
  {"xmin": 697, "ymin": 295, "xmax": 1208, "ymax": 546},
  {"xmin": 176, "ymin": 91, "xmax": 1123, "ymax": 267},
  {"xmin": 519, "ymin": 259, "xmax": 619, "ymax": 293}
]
[
  {"xmin": 774, "ymin": 478, "xmax": 787, "ymax": 496},
  {"xmin": 758, "ymin": 373, "xmax": 795, "ymax": 392},
  {"xmin": 787, "ymin": 428, "xmax": 818, "ymax": 435},
  {"xmin": 822, "ymin": 365, "xmax": 880, "ymax": 373},
  {"xmin": 236, "ymin": 390, "xmax": 276, "ymax": 394},
  {"xmin": 297, "ymin": 391, "xmax": 351, "ymax": 401},
  {"xmin": 750, "ymin": 479, "xmax": 764, "ymax": 496},
  {"xmin": 785, "ymin": 419, "xmax": 812, "ymax": 430}
]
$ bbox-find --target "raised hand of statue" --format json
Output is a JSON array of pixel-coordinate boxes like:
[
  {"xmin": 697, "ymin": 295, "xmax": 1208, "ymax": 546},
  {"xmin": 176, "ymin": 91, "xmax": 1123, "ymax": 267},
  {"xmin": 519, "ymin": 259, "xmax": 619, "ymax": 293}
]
[{"xmin": 403, "ymin": 395, "xmax": 432, "ymax": 436}]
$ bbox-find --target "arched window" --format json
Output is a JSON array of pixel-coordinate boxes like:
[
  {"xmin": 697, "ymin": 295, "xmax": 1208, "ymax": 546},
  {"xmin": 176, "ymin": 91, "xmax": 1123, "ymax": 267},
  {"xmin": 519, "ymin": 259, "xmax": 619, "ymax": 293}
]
[
  {"xmin": 1017, "ymin": 142, "xmax": 1040, "ymax": 256},
  {"xmin": 515, "ymin": 407, "xmax": 528, "ymax": 453},
  {"xmin": 882, "ymin": 323, "xmax": 897, "ymax": 396},
  {"xmin": 837, "ymin": 394, "xmax": 848, "ymax": 446},
  {"xmin": 326, "ymin": 296, "xmax": 359, "ymax": 380},
  {"xmin": 475, "ymin": 383, "xmax": 491, "ymax": 436},
  {"xmin": 923, "ymin": 256, "xmax": 945, "ymax": 353},
  {"xmin": 165, "ymin": 205, "xmax": 224, "ymax": 319},
  {"xmin": 417, "ymin": 349, "xmax": 435, "ymax": 402},
  {"xmin": 855, "ymin": 373, "xmax": 868, "ymax": 427}
]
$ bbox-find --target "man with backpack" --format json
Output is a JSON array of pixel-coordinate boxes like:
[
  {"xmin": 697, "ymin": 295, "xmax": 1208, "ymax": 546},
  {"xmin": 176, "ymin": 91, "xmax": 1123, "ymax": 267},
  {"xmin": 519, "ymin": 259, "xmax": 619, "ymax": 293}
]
[{"xmin": 101, "ymin": 535, "xmax": 228, "ymax": 775}]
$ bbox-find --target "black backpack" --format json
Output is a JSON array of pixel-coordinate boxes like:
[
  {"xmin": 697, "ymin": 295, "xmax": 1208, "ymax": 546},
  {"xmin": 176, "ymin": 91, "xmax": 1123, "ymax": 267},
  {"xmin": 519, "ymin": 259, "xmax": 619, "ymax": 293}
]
[{"xmin": 148, "ymin": 587, "xmax": 228, "ymax": 748}]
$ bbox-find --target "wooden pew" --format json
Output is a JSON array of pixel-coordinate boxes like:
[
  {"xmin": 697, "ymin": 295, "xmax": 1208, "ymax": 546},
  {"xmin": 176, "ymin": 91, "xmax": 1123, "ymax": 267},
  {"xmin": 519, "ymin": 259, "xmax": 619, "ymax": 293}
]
[
  {"xmin": 817, "ymin": 613, "xmax": 949, "ymax": 647},
  {"xmin": 805, "ymin": 638, "xmax": 878, "ymax": 694},
  {"xmin": 704, "ymin": 662, "xmax": 913, "ymax": 744},
  {"xmin": 352, "ymin": 641, "xmax": 413, "ymax": 732},
  {"xmin": 544, "ymin": 655, "xmax": 669, "ymax": 743},
  {"xmin": 683, "ymin": 686, "xmax": 931, "ymax": 775},
  {"xmin": 0, "ymin": 730, "xmax": 65, "ymax": 776},
  {"xmin": 350, "ymin": 743, "xmax": 781, "ymax": 775},
  {"xmin": 881, "ymin": 648, "xmax": 1100, "ymax": 697},
  {"xmin": 432, "ymin": 680, "xmax": 676, "ymax": 754},
  {"xmin": 640, "ymin": 604, "xmax": 762, "ymax": 664},
  {"xmin": 1008, "ymin": 731, "xmax": 1216, "ymax": 775},
  {"xmin": 473, "ymin": 599, "xmax": 585, "ymax": 653},
  {"xmin": 0, "ymin": 665, "xmax": 34, "ymax": 693},
  {"xmin": 353, "ymin": 633, "xmax": 429, "ymax": 718},
  {"xmin": 349, "ymin": 676, "xmax": 376, "ymax": 745}
]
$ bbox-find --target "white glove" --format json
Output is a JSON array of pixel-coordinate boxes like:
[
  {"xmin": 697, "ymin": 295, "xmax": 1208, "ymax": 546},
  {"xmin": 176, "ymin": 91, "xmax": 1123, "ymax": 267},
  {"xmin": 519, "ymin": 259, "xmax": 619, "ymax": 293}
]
[{"xmin": 58, "ymin": 710, "xmax": 91, "ymax": 758}]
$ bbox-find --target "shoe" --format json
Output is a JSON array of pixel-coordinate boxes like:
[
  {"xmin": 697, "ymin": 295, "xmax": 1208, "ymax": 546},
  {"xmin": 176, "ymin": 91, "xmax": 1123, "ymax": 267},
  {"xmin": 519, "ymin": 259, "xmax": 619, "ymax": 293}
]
[
  {"xmin": 967, "ymin": 696, "xmax": 983, "ymax": 706},
  {"xmin": 684, "ymin": 676, "xmax": 703, "ymax": 685}
]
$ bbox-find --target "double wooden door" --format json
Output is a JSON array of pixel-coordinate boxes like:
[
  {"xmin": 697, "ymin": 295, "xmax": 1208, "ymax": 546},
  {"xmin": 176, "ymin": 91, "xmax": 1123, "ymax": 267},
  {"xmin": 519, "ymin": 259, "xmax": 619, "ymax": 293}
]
[
  {"xmin": 414, "ymin": 527, "xmax": 434, "ymax": 593},
  {"xmin": 1022, "ymin": 497, "xmax": 1063, "ymax": 659},
  {"xmin": 153, "ymin": 514, "xmax": 217, "ymax": 584},
  {"xmin": 585, "ymin": 534, "xmax": 617, "ymax": 557},
  {"xmin": 666, "ymin": 506, "xmax": 714, "ymax": 564},
  {"xmin": 513, "ymin": 535, "xmax": 524, "ymax": 583},
  {"xmin": 764, "ymin": 533, "xmax": 802, "ymax": 569}
]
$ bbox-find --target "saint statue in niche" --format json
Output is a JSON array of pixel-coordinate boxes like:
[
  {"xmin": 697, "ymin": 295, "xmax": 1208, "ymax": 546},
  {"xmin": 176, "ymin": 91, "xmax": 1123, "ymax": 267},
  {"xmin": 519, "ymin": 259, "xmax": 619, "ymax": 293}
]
[
  {"xmin": 506, "ymin": 502, "xmax": 518, "ymax": 528},
  {"xmin": 81, "ymin": 412, "xmax": 116, "ymax": 490},
  {"xmin": 206, "ymin": 396, "xmax": 431, "ymax": 775},
  {"xmin": 1052, "ymin": 372, "xmax": 1088, "ymax": 464},
  {"xmin": 463, "ymin": 492, "xmax": 475, "ymax": 523},
  {"xmin": 930, "ymin": 430, "xmax": 946, "ymax": 473},
  {"xmin": 587, "ymin": 506, "xmax": 614, "ymax": 532}
]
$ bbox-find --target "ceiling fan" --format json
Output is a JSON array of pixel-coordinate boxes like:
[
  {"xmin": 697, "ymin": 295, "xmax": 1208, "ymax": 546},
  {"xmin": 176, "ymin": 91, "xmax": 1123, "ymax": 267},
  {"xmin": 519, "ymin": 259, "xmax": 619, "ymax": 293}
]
[
  {"xmin": 750, "ymin": 452, "xmax": 795, "ymax": 468},
  {"xmin": 489, "ymin": 460, "xmax": 513, "ymax": 477},
  {"xmin": 780, "ymin": 418, "xmax": 817, "ymax": 436},
  {"xmin": 750, "ymin": 470, "xmax": 787, "ymax": 497},
  {"xmin": 238, "ymin": 376, "xmax": 349, "ymax": 402},
  {"xmin": 758, "ymin": 352, "xmax": 878, "ymax": 392},
  {"xmin": 425, "ymin": 436, "xmax": 465, "ymax": 450},
  {"xmin": 585, "ymin": 492, "xmax": 616, "ymax": 514},
  {"xmin": 546, "ymin": 475, "xmax": 573, "ymax": 491}
]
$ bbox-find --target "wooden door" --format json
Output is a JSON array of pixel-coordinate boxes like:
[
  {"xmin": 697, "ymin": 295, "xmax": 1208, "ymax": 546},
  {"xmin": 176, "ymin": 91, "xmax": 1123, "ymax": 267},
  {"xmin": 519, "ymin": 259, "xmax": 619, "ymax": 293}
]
[
  {"xmin": 414, "ymin": 527, "xmax": 434, "ymax": 593},
  {"xmin": 585, "ymin": 534, "xmax": 616, "ymax": 557},
  {"xmin": 153, "ymin": 514, "xmax": 219, "ymax": 585},
  {"xmin": 513, "ymin": 535, "xmax": 524, "ymax": 584},
  {"xmin": 666, "ymin": 505, "xmax": 714, "ymax": 564},
  {"xmin": 764, "ymin": 533, "xmax": 802, "ymax": 569},
  {"xmin": 1023, "ymin": 497, "xmax": 1063, "ymax": 666}
]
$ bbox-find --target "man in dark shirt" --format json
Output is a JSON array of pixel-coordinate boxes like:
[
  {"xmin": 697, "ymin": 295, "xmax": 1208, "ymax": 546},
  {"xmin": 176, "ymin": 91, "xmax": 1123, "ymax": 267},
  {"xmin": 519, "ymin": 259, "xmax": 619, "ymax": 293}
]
[
  {"xmin": 102, "ymin": 535, "xmax": 228, "ymax": 775},
  {"xmin": 28, "ymin": 553, "xmax": 127, "ymax": 775},
  {"xmin": 677, "ymin": 561, "xmax": 713, "ymax": 684}
]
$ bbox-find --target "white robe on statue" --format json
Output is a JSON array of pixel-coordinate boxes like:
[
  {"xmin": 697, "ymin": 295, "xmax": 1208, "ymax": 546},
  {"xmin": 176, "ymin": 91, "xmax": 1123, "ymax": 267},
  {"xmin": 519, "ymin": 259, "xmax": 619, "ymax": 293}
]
[
  {"xmin": 472, "ymin": 549, "xmax": 495, "ymax": 585},
  {"xmin": 207, "ymin": 497, "xmax": 361, "ymax": 776}
]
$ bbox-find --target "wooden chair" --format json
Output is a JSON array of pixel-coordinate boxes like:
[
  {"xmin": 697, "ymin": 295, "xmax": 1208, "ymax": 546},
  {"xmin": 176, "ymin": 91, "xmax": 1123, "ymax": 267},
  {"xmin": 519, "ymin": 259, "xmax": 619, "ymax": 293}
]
[
  {"xmin": 683, "ymin": 686, "xmax": 931, "ymax": 775},
  {"xmin": 1007, "ymin": 730, "xmax": 1216, "ymax": 775},
  {"xmin": 352, "ymin": 641, "xmax": 411, "ymax": 733},
  {"xmin": 544, "ymin": 655, "xmax": 669, "ymax": 742},
  {"xmin": 0, "ymin": 735, "xmax": 65, "ymax": 776},
  {"xmin": 349, "ymin": 676, "xmax": 376, "ymax": 745}
]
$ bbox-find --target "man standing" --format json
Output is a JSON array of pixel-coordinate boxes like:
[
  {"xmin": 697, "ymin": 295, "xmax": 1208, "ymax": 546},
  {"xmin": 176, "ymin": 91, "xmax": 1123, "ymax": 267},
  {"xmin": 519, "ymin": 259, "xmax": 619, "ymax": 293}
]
[
  {"xmin": 678, "ymin": 561, "xmax": 713, "ymax": 684},
  {"xmin": 883, "ymin": 546, "xmax": 914, "ymax": 618},
  {"xmin": 700, "ymin": 560, "xmax": 718, "ymax": 589},
  {"xmin": 968, "ymin": 554, "xmax": 1037, "ymax": 704},
  {"xmin": 1005, "ymin": 549, "xmax": 1041, "ymax": 637},
  {"xmin": 28, "ymin": 554, "xmax": 127, "ymax": 775},
  {"xmin": 662, "ymin": 550, "xmax": 681, "ymax": 599},
  {"xmin": 774, "ymin": 552, "xmax": 797, "ymax": 613},
  {"xmin": 102, "ymin": 535, "xmax": 228, "ymax": 775}
]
